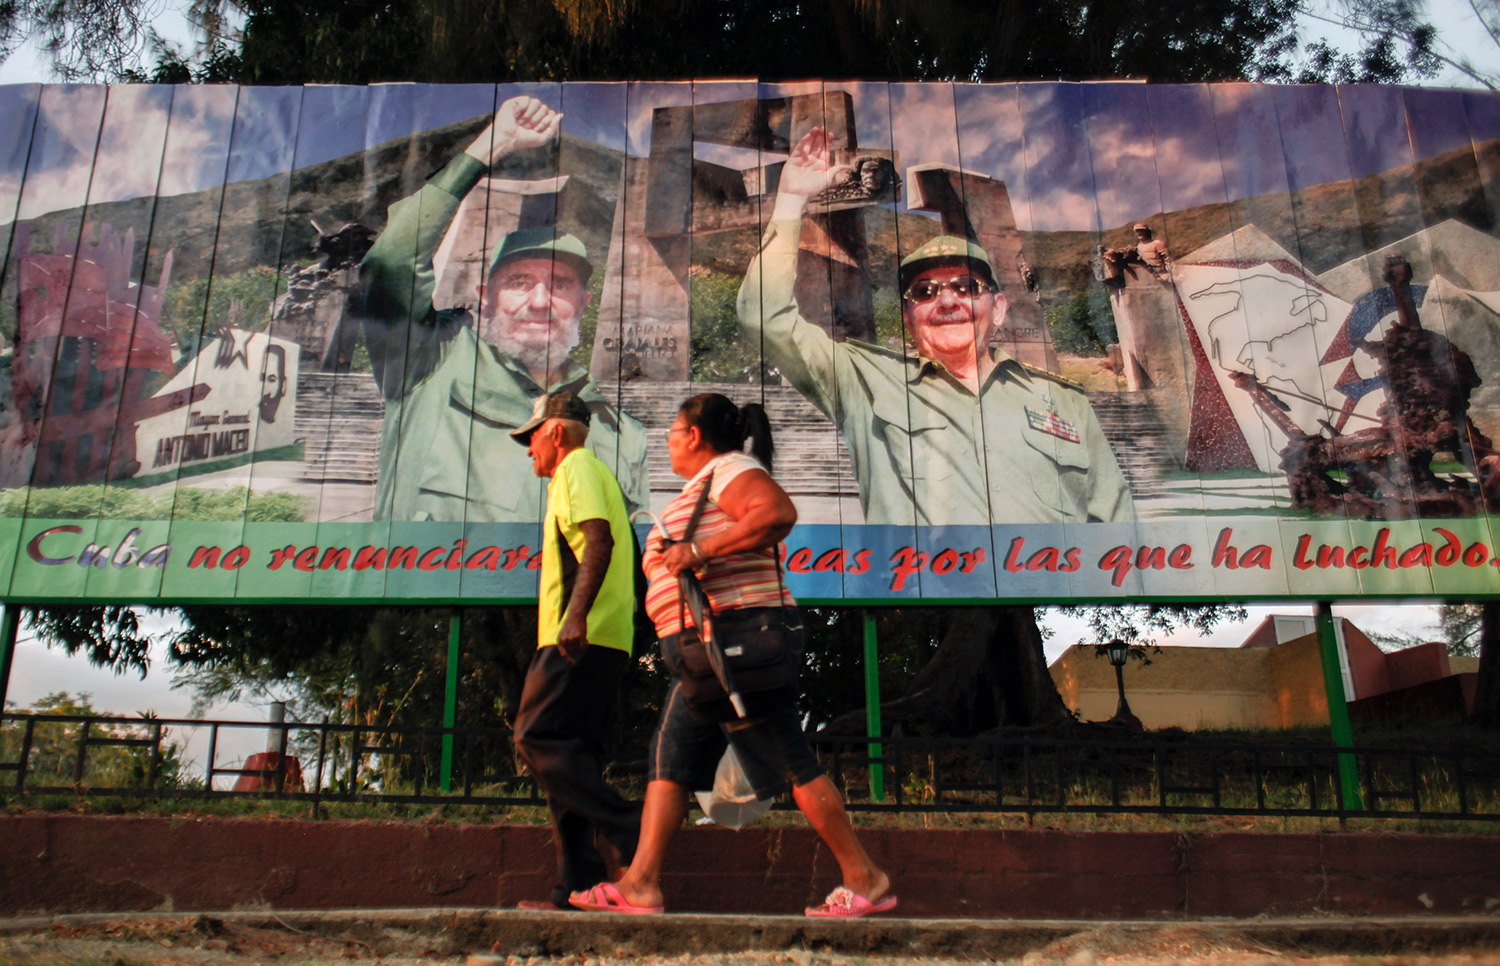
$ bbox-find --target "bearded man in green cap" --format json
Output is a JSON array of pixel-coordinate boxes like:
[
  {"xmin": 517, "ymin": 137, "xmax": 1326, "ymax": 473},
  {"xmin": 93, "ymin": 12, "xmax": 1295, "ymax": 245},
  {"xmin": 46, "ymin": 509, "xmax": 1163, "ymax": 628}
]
[
  {"xmin": 738, "ymin": 128, "xmax": 1133, "ymax": 526},
  {"xmin": 358, "ymin": 95, "xmax": 649, "ymax": 522}
]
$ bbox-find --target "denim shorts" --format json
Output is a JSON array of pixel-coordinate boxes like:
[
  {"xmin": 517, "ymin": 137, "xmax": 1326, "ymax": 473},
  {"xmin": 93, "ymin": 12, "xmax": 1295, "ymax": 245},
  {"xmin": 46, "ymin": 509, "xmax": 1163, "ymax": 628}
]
[{"xmin": 647, "ymin": 678, "xmax": 823, "ymax": 800}]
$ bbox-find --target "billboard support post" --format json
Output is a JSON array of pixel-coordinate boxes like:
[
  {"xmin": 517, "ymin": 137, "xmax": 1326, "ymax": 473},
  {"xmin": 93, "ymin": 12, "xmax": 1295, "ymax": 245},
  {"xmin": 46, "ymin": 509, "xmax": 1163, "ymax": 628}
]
[
  {"xmin": 1315, "ymin": 602, "xmax": 1363, "ymax": 812},
  {"xmin": 441, "ymin": 611, "xmax": 461, "ymax": 793},
  {"xmin": 0, "ymin": 605, "xmax": 16, "ymax": 713},
  {"xmin": 862, "ymin": 610, "xmax": 884, "ymax": 803}
]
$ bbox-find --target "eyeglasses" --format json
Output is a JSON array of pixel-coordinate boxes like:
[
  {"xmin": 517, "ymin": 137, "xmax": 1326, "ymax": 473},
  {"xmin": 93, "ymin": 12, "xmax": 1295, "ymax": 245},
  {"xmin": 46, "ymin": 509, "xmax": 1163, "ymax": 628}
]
[
  {"xmin": 665, "ymin": 426, "xmax": 689, "ymax": 442},
  {"xmin": 902, "ymin": 275, "xmax": 993, "ymax": 303}
]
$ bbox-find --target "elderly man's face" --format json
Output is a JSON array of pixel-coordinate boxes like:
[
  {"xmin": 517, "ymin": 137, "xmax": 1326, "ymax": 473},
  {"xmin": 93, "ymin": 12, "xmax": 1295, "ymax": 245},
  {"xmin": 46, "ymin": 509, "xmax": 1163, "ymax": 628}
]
[
  {"xmin": 527, "ymin": 418, "xmax": 564, "ymax": 478},
  {"xmin": 478, "ymin": 256, "xmax": 592, "ymax": 371},
  {"xmin": 902, "ymin": 265, "xmax": 1005, "ymax": 362}
]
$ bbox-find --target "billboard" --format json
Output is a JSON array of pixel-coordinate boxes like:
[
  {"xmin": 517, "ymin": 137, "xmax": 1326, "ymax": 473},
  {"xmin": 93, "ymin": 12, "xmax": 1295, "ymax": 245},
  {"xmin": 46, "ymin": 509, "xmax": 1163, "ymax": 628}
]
[{"xmin": 1, "ymin": 80, "xmax": 1499, "ymax": 603}]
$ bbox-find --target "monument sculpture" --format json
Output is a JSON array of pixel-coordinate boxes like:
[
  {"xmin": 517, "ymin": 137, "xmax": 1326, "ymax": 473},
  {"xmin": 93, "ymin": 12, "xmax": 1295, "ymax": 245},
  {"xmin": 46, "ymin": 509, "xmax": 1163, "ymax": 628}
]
[{"xmin": 1235, "ymin": 254, "xmax": 1498, "ymax": 519}]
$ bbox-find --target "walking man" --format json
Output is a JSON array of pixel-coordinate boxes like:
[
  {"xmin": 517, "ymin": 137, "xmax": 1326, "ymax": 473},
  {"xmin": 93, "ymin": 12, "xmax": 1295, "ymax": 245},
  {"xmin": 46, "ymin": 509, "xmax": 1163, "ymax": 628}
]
[{"xmin": 510, "ymin": 391, "xmax": 641, "ymax": 910}]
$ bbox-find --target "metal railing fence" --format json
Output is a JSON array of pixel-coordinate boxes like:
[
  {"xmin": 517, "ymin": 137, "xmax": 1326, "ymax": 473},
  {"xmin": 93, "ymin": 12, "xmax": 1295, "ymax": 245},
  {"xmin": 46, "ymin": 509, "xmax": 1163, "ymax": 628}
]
[{"xmin": 3, "ymin": 712, "xmax": 1498, "ymax": 822}]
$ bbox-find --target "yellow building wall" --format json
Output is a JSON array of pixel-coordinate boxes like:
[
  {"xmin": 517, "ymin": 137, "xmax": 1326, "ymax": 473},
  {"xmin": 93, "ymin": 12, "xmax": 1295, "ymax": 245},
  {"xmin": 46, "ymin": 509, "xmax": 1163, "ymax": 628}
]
[
  {"xmin": 1050, "ymin": 641, "xmax": 1334, "ymax": 732},
  {"xmin": 1265, "ymin": 634, "xmax": 1331, "ymax": 728},
  {"xmin": 1070, "ymin": 689, "xmax": 1286, "ymax": 730}
]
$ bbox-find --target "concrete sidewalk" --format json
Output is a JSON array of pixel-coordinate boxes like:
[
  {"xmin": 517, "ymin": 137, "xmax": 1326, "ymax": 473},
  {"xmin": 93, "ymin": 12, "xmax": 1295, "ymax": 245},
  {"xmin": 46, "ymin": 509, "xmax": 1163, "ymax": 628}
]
[{"xmin": 4, "ymin": 908, "xmax": 1500, "ymax": 963}]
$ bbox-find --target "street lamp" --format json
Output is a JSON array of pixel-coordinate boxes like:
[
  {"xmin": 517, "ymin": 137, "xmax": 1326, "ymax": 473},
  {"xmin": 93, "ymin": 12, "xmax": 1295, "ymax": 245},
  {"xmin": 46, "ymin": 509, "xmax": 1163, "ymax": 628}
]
[{"xmin": 1102, "ymin": 639, "xmax": 1140, "ymax": 728}]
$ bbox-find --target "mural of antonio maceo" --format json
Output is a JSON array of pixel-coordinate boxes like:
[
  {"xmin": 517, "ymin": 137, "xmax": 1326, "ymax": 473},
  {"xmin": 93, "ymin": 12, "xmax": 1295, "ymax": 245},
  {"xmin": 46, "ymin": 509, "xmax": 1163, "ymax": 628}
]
[
  {"xmin": 356, "ymin": 95, "xmax": 649, "ymax": 523},
  {"xmin": 739, "ymin": 129, "xmax": 1135, "ymax": 527}
]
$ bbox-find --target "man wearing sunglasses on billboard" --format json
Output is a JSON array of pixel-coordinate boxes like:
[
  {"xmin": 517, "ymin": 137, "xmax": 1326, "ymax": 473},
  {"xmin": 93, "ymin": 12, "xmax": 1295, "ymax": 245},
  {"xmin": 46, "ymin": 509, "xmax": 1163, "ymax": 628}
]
[{"xmin": 738, "ymin": 128, "xmax": 1134, "ymax": 527}]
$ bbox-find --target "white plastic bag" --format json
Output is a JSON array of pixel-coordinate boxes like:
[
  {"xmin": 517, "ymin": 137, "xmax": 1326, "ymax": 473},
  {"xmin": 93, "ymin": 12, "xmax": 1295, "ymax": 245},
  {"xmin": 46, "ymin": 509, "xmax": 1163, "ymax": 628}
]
[{"xmin": 693, "ymin": 745, "xmax": 773, "ymax": 829}]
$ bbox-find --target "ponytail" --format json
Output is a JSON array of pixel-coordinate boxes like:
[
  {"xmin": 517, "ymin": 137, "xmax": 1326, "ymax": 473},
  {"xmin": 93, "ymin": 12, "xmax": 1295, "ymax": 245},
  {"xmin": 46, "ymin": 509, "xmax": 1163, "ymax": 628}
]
[
  {"xmin": 678, "ymin": 393, "xmax": 777, "ymax": 473},
  {"xmin": 738, "ymin": 402, "xmax": 774, "ymax": 473}
]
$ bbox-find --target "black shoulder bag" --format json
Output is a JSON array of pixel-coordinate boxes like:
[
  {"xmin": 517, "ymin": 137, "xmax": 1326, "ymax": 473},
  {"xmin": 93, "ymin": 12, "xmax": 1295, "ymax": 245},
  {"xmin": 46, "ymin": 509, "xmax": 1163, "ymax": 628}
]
[{"xmin": 661, "ymin": 472, "xmax": 802, "ymax": 721}]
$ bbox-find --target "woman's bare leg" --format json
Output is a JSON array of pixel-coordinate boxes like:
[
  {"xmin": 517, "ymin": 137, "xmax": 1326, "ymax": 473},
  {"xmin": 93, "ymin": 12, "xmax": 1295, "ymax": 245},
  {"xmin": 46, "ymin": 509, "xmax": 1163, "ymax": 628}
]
[
  {"xmin": 588, "ymin": 778, "xmax": 690, "ymax": 909},
  {"xmin": 792, "ymin": 774, "xmax": 889, "ymax": 900}
]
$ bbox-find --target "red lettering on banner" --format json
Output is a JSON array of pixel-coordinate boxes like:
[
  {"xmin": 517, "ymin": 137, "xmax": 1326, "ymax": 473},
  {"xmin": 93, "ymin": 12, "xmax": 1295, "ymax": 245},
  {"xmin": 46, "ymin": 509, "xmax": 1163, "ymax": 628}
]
[
  {"xmin": 1004, "ymin": 537, "xmax": 1077, "ymax": 574},
  {"xmin": 268, "ymin": 545, "xmax": 298, "ymax": 570},
  {"xmin": 1399, "ymin": 543, "xmax": 1432, "ymax": 567},
  {"xmin": 320, "ymin": 547, "xmax": 351, "ymax": 570},
  {"xmin": 786, "ymin": 548, "xmax": 815, "ymax": 573},
  {"xmin": 387, "ymin": 547, "xmax": 420, "ymax": 569},
  {"xmin": 354, "ymin": 546, "xmax": 388, "ymax": 570},
  {"xmin": 889, "ymin": 547, "xmax": 928, "ymax": 592},
  {"xmin": 293, "ymin": 546, "xmax": 318, "ymax": 571},
  {"xmin": 188, "ymin": 546, "xmax": 222, "ymax": 568},
  {"xmin": 889, "ymin": 545, "xmax": 986, "ymax": 590},
  {"xmin": 1290, "ymin": 528, "xmax": 1493, "ymax": 571},
  {"xmin": 848, "ymin": 549, "xmax": 871, "ymax": 574},
  {"xmin": 1213, "ymin": 528, "xmax": 1272, "ymax": 570},
  {"xmin": 813, "ymin": 549, "xmax": 846, "ymax": 572},
  {"xmin": 466, "ymin": 547, "xmax": 503, "ymax": 570},
  {"xmin": 1099, "ymin": 544, "xmax": 1196, "ymax": 588},
  {"xmin": 1436, "ymin": 529, "xmax": 1461, "ymax": 566},
  {"xmin": 1100, "ymin": 547, "xmax": 1133, "ymax": 587}
]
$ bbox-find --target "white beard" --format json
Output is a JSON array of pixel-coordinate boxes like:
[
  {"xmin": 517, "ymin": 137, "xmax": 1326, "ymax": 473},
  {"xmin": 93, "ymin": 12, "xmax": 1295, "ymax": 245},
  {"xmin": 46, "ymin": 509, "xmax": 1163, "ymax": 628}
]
[{"xmin": 484, "ymin": 312, "xmax": 582, "ymax": 377}]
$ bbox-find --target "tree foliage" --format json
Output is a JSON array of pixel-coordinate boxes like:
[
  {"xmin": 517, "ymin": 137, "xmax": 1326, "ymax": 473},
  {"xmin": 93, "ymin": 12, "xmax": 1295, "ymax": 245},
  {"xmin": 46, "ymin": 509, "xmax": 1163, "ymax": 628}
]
[
  {"xmin": 12, "ymin": 0, "xmax": 1450, "ymax": 86},
  {"xmin": 1303, "ymin": 0, "xmax": 1491, "ymax": 90},
  {"xmin": 1366, "ymin": 602, "xmax": 1484, "ymax": 657}
]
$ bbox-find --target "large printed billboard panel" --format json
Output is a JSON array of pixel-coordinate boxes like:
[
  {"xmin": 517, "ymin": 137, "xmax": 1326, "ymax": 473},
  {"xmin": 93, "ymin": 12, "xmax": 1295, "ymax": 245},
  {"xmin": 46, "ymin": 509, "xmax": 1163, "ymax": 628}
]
[{"xmin": 2, "ymin": 80, "xmax": 1499, "ymax": 603}]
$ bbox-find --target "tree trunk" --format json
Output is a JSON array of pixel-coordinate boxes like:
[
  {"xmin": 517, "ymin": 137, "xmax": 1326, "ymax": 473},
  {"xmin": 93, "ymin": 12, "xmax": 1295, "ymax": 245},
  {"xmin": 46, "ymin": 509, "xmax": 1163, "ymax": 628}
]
[
  {"xmin": 1470, "ymin": 602, "xmax": 1500, "ymax": 728},
  {"xmin": 823, "ymin": 605, "xmax": 1071, "ymax": 736}
]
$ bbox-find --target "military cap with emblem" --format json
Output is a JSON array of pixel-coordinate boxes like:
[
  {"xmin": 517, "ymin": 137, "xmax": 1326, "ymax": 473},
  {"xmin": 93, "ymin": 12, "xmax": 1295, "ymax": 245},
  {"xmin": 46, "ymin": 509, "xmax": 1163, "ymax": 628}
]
[
  {"xmin": 488, "ymin": 228, "xmax": 594, "ymax": 283},
  {"xmin": 899, "ymin": 235, "xmax": 999, "ymax": 291},
  {"xmin": 510, "ymin": 390, "xmax": 592, "ymax": 444}
]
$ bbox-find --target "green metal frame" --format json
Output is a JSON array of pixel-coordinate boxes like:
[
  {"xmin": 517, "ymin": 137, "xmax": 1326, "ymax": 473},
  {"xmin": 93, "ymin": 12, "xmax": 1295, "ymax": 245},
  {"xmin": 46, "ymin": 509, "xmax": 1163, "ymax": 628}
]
[
  {"xmin": 862, "ymin": 610, "xmax": 884, "ymax": 803},
  {"xmin": 0, "ymin": 604, "xmax": 17, "ymax": 712},
  {"xmin": 1315, "ymin": 602, "xmax": 1364, "ymax": 811}
]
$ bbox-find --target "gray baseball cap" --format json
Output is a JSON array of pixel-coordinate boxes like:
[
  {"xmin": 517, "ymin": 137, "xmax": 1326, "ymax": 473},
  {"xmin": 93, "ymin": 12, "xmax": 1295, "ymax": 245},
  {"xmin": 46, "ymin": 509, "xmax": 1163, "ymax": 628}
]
[{"xmin": 510, "ymin": 391, "xmax": 591, "ymax": 444}]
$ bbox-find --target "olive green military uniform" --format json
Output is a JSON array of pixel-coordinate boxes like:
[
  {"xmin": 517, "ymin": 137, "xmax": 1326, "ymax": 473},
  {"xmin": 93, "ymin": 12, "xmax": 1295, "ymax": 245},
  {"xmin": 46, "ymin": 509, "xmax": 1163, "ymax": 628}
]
[
  {"xmin": 737, "ymin": 219, "xmax": 1135, "ymax": 527},
  {"xmin": 358, "ymin": 154, "xmax": 649, "ymax": 522}
]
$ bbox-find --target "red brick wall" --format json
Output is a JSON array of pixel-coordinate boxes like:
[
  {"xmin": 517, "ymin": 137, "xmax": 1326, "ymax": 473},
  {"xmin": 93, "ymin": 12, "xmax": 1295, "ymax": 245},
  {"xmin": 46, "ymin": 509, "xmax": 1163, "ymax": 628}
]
[{"xmin": 6, "ymin": 816, "xmax": 1500, "ymax": 919}]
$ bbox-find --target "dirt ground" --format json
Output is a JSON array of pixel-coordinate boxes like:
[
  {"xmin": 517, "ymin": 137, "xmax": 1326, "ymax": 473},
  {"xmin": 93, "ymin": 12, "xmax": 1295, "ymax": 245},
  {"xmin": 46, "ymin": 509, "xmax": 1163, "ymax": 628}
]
[{"xmin": 4, "ymin": 917, "xmax": 1500, "ymax": 966}]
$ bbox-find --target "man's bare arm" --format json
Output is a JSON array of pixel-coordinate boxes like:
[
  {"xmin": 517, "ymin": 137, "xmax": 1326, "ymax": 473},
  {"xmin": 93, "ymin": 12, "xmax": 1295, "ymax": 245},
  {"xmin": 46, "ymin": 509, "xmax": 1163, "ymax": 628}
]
[{"xmin": 557, "ymin": 518, "xmax": 614, "ymax": 662}]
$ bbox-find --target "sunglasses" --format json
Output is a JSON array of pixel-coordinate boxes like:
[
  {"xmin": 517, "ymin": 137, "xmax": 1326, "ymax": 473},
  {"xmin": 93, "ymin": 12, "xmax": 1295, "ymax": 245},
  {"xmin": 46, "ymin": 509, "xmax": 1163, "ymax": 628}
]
[{"xmin": 902, "ymin": 275, "xmax": 993, "ymax": 303}]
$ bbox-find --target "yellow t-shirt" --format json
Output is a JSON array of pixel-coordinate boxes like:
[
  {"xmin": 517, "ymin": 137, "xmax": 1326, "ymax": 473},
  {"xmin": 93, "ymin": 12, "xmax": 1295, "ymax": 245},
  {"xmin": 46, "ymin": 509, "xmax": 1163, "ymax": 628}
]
[{"xmin": 537, "ymin": 447, "xmax": 635, "ymax": 653}]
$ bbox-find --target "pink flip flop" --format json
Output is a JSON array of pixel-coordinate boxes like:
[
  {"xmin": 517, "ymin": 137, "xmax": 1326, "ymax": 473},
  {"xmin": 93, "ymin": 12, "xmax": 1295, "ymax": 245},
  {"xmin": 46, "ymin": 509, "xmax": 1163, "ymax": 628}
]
[
  {"xmin": 805, "ymin": 886, "xmax": 898, "ymax": 918},
  {"xmin": 568, "ymin": 881, "xmax": 664, "ymax": 914}
]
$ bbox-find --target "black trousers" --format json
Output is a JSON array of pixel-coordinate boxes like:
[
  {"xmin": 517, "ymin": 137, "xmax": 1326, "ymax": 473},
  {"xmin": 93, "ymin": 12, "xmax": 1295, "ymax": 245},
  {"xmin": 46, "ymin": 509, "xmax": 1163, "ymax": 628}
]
[{"xmin": 513, "ymin": 643, "xmax": 641, "ymax": 903}]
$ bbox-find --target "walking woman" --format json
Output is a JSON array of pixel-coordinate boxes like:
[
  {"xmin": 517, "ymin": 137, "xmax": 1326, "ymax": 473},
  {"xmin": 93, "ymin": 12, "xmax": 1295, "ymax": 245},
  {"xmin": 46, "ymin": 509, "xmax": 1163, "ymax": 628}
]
[{"xmin": 568, "ymin": 392, "xmax": 895, "ymax": 918}]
